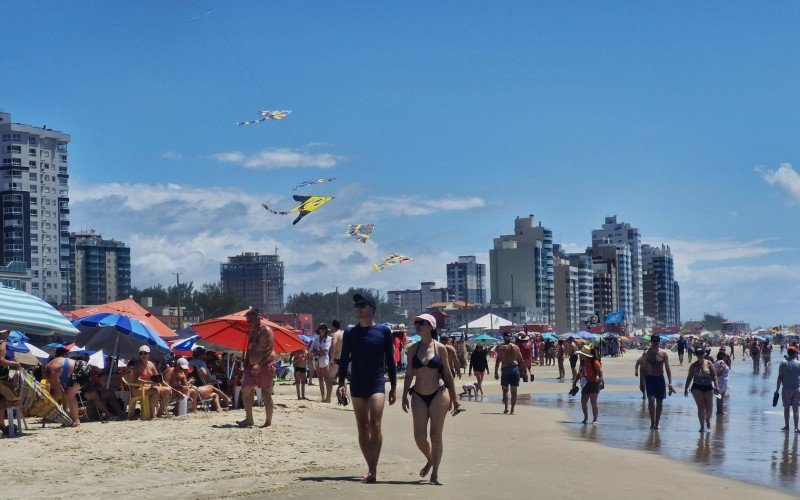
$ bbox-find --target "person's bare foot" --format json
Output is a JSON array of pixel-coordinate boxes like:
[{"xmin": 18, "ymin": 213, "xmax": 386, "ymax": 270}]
[
  {"xmin": 592, "ymin": 420, "xmax": 598, "ymax": 426},
  {"xmin": 236, "ymin": 419, "xmax": 254, "ymax": 427},
  {"xmin": 261, "ymin": 421, "xmax": 272, "ymax": 428},
  {"xmin": 420, "ymin": 460, "xmax": 432, "ymax": 477},
  {"xmin": 429, "ymin": 474, "xmax": 441, "ymax": 485},
  {"xmin": 362, "ymin": 472, "xmax": 376, "ymax": 483},
  {"xmin": 503, "ymin": 408, "xmax": 509, "ymax": 414}
]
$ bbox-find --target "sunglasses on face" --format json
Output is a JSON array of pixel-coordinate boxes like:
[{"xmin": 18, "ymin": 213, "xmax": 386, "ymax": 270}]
[
  {"xmin": 354, "ymin": 302, "xmax": 369, "ymax": 309},
  {"xmin": 414, "ymin": 320, "xmax": 427, "ymax": 326},
  {"xmin": 139, "ymin": 352, "xmax": 149, "ymax": 356}
]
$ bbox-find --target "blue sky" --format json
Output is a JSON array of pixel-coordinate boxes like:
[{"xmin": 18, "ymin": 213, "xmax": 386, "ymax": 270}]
[{"xmin": 3, "ymin": 2, "xmax": 799, "ymax": 326}]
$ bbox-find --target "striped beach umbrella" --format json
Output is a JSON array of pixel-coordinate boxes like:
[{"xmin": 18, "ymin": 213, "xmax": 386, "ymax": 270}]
[{"xmin": 0, "ymin": 285, "xmax": 79, "ymax": 336}]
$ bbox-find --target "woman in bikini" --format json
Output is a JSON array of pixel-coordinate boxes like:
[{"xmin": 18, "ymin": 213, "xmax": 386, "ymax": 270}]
[
  {"xmin": 684, "ymin": 347, "xmax": 719, "ymax": 432},
  {"xmin": 402, "ymin": 314, "xmax": 462, "ymax": 485},
  {"xmin": 129, "ymin": 345, "xmax": 173, "ymax": 418},
  {"xmin": 290, "ymin": 347, "xmax": 308, "ymax": 400}
]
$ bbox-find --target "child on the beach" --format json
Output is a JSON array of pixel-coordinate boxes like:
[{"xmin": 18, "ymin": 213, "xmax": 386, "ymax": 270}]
[{"xmin": 460, "ymin": 381, "xmax": 479, "ymax": 397}]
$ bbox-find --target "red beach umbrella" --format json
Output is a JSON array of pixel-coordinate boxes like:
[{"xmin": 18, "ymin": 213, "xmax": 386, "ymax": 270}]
[{"xmin": 192, "ymin": 309, "xmax": 305, "ymax": 354}]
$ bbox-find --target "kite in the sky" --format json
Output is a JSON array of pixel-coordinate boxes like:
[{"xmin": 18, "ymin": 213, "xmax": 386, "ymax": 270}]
[
  {"xmin": 346, "ymin": 224, "xmax": 375, "ymax": 243},
  {"xmin": 262, "ymin": 195, "xmax": 333, "ymax": 225},
  {"xmin": 238, "ymin": 110, "xmax": 292, "ymax": 126},
  {"xmin": 293, "ymin": 177, "xmax": 338, "ymax": 191},
  {"xmin": 372, "ymin": 253, "xmax": 412, "ymax": 272},
  {"xmin": 186, "ymin": 10, "xmax": 212, "ymax": 23}
]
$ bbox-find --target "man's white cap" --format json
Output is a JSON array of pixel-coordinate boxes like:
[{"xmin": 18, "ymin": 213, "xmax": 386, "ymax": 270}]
[
  {"xmin": 411, "ymin": 314, "xmax": 437, "ymax": 329},
  {"xmin": 177, "ymin": 357, "xmax": 190, "ymax": 370},
  {"xmin": 138, "ymin": 345, "xmax": 151, "ymax": 353}
]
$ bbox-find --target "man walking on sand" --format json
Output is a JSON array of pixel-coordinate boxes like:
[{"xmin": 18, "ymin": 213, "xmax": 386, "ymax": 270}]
[
  {"xmin": 337, "ymin": 293, "xmax": 397, "ymax": 483},
  {"xmin": 643, "ymin": 334, "xmax": 673, "ymax": 430},
  {"xmin": 237, "ymin": 309, "xmax": 276, "ymax": 428},
  {"xmin": 775, "ymin": 345, "xmax": 800, "ymax": 433},
  {"xmin": 494, "ymin": 332, "xmax": 529, "ymax": 415}
]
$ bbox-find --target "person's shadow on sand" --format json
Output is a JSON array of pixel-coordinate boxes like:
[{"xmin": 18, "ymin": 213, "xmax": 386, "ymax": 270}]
[
  {"xmin": 298, "ymin": 476, "xmax": 423, "ymax": 486},
  {"xmin": 211, "ymin": 424, "xmax": 249, "ymax": 429}
]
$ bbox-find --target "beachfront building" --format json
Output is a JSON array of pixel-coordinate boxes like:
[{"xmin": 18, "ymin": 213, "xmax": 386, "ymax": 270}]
[
  {"xmin": 554, "ymin": 257, "xmax": 581, "ymax": 334},
  {"xmin": 674, "ymin": 281, "xmax": 681, "ymax": 325},
  {"xmin": 566, "ymin": 252, "xmax": 595, "ymax": 323},
  {"xmin": 387, "ymin": 281, "xmax": 449, "ymax": 318},
  {"xmin": 0, "ymin": 260, "xmax": 30, "ymax": 292},
  {"xmin": 489, "ymin": 215, "xmax": 554, "ymax": 322},
  {"xmin": 641, "ymin": 243, "xmax": 678, "ymax": 326},
  {"xmin": 221, "ymin": 252, "xmax": 284, "ymax": 314},
  {"xmin": 588, "ymin": 240, "xmax": 632, "ymax": 322},
  {"xmin": 446, "ymin": 256, "xmax": 486, "ymax": 304},
  {"xmin": 0, "ymin": 112, "xmax": 70, "ymax": 304},
  {"xmin": 591, "ymin": 216, "xmax": 644, "ymax": 324},
  {"xmin": 69, "ymin": 230, "xmax": 131, "ymax": 305}
]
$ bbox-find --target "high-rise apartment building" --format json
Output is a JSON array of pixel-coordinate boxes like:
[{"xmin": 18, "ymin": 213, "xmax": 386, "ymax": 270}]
[
  {"xmin": 589, "ymin": 241, "xmax": 633, "ymax": 321},
  {"xmin": 221, "ymin": 252, "xmax": 285, "ymax": 314},
  {"xmin": 446, "ymin": 256, "xmax": 486, "ymax": 304},
  {"xmin": 69, "ymin": 230, "xmax": 131, "ymax": 305},
  {"xmin": 388, "ymin": 282, "xmax": 448, "ymax": 318},
  {"xmin": 641, "ymin": 243, "xmax": 679, "ymax": 326},
  {"xmin": 489, "ymin": 215, "xmax": 554, "ymax": 321},
  {"xmin": 0, "ymin": 112, "xmax": 70, "ymax": 304},
  {"xmin": 565, "ymin": 252, "xmax": 595, "ymax": 323},
  {"xmin": 553, "ymin": 258, "xmax": 580, "ymax": 333},
  {"xmin": 591, "ymin": 216, "xmax": 643, "ymax": 322}
]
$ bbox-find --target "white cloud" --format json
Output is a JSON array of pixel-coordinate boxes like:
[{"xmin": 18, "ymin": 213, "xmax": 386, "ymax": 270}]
[
  {"xmin": 160, "ymin": 151, "xmax": 182, "ymax": 160},
  {"xmin": 757, "ymin": 163, "xmax": 800, "ymax": 204},
  {"xmin": 361, "ymin": 195, "xmax": 485, "ymax": 216},
  {"xmin": 68, "ymin": 181, "xmax": 482, "ymax": 304},
  {"xmin": 211, "ymin": 147, "xmax": 343, "ymax": 169}
]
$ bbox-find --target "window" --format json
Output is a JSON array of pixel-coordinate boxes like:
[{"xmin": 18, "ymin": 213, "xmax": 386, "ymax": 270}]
[
  {"xmin": 40, "ymin": 151, "xmax": 49, "ymax": 158},
  {"xmin": 28, "ymin": 160, "xmax": 36, "ymax": 167},
  {"xmin": 2, "ymin": 134, "xmax": 11, "ymax": 141},
  {"xmin": 59, "ymin": 154, "xmax": 67, "ymax": 162},
  {"xmin": 28, "ymin": 137, "xmax": 37, "ymax": 145},
  {"xmin": 11, "ymin": 158, "xmax": 20, "ymax": 166},
  {"xmin": 30, "ymin": 185, "xmax": 37, "ymax": 193},
  {"xmin": 28, "ymin": 148, "xmax": 36, "ymax": 156},
  {"xmin": 30, "ymin": 222, "xmax": 38, "ymax": 230},
  {"xmin": 31, "ymin": 258, "xmax": 39, "ymax": 267},
  {"xmin": 2, "ymin": 133, "xmax": 21, "ymax": 142},
  {"xmin": 2, "ymin": 194, "xmax": 22, "ymax": 202},
  {"xmin": 30, "ymin": 209, "xmax": 37, "ymax": 216},
  {"xmin": 4, "ymin": 145, "xmax": 21, "ymax": 153},
  {"xmin": 29, "ymin": 173, "xmax": 37, "ymax": 181},
  {"xmin": 10, "ymin": 170, "xmax": 21, "ymax": 179}
]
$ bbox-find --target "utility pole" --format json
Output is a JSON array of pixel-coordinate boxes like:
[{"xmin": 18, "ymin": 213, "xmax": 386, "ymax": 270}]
[
  {"xmin": 510, "ymin": 274, "xmax": 514, "ymax": 307},
  {"xmin": 333, "ymin": 285, "xmax": 340, "ymax": 320},
  {"xmin": 173, "ymin": 272, "xmax": 183, "ymax": 331}
]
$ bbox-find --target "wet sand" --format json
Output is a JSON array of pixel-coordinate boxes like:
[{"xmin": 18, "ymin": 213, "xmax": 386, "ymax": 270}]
[{"xmin": 1, "ymin": 353, "xmax": 794, "ymax": 499}]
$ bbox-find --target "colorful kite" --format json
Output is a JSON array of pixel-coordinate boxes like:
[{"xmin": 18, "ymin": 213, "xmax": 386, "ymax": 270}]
[
  {"xmin": 293, "ymin": 177, "xmax": 338, "ymax": 191},
  {"xmin": 238, "ymin": 110, "xmax": 292, "ymax": 126},
  {"xmin": 372, "ymin": 253, "xmax": 412, "ymax": 272},
  {"xmin": 262, "ymin": 195, "xmax": 333, "ymax": 225},
  {"xmin": 346, "ymin": 224, "xmax": 375, "ymax": 243}
]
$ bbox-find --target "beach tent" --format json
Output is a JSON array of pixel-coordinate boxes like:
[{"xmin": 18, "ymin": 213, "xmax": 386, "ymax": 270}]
[
  {"xmin": 457, "ymin": 314, "xmax": 512, "ymax": 331},
  {"xmin": 71, "ymin": 298, "xmax": 177, "ymax": 340}
]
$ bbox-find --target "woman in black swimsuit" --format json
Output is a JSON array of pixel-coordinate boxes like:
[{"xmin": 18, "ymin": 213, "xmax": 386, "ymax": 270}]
[
  {"xmin": 402, "ymin": 314, "xmax": 461, "ymax": 485},
  {"xmin": 684, "ymin": 347, "xmax": 719, "ymax": 432}
]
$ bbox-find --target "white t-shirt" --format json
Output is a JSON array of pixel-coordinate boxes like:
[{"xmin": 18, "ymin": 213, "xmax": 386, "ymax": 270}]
[{"xmin": 311, "ymin": 335, "xmax": 332, "ymax": 368}]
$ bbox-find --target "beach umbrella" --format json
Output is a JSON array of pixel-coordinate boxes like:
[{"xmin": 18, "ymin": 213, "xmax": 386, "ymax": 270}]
[
  {"xmin": 0, "ymin": 285, "xmax": 79, "ymax": 336},
  {"xmin": 469, "ymin": 334, "xmax": 500, "ymax": 345},
  {"xmin": 170, "ymin": 334, "xmax": 200, "ymax": 355},
  {"xmin": 405, "ymin": 334, "xmax": 422, "ymax": 347},
  {"xmin": 541, "ymin": 333, "xmax": 558, "ymax": 341},
  {"xmin": 74, "ymin": 312, "xmax": 170, "ymax": 360},
  {"xmin": 192, "ymin": 309, "xmax": 306, "ymax": 354},
  {"xmin": 299, "ymin": 334, "xmax": 316, "ymax": 345},
  {"xmin": 71, "ymin": 297, "xmax": 177, "ymax": 340}
]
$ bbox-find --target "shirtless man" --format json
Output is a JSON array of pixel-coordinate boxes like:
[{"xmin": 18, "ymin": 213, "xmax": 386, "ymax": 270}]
[
  {"xmin": 328, "ymin": 319, "xmax": 344, "ymax": 396},
  {"xmin": 642, "ymin": 335, "xmax": 673, "ymax": 429},
  {"xmin": 440, "ymin": 336, "xmax": 461, "ymax": 379},
  {"xmin": 494, "ymin": 332, "xmax": 529, "ymax": 415},
  {"xmin": 237, "ymin": 308, "xmax": 276, "ymax": 428},
  {"xmin": 564, "ymin": 336, "xmax": 579, "ymax": 379}
]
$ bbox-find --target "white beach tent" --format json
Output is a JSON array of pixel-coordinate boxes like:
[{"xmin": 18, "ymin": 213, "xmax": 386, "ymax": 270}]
[{"xmin": 457, "ymin": 313, "xmax": 512, "ymax": 331}]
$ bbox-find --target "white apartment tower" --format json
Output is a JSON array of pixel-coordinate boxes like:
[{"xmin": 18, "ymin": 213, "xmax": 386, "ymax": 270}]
[
  {"xmin": 591, "ymin": 216, "xmax": 643, "ymax": 323},
  {"xmin": 0, "ymin": 112, "xmax": 70, "ymax": 304}
]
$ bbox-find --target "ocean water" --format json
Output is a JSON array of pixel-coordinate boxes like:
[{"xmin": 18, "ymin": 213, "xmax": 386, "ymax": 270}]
[{"xmin": 487, "ymin": 351, "xmax": 800, "ymax": 494}]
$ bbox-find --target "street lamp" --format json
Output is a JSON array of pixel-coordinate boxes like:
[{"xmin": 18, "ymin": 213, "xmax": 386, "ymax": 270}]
[{"xmin": 333, "ymin": 285, "xmax": 340, "ymax": 320}]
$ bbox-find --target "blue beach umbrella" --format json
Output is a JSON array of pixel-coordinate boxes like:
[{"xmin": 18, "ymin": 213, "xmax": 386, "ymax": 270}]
[
  {"xmin": 73, "ymin": 312, "xmax": 170, "ymax": 359},
  {"xmin": 0, "ymin": 285, "xmax": 79, "ymax": 336}
]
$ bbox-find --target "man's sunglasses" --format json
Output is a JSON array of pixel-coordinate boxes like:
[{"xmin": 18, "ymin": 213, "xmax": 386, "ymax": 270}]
[{"xmin": 354, "ymin": 302, "xmax": 370, "ymax": 309}]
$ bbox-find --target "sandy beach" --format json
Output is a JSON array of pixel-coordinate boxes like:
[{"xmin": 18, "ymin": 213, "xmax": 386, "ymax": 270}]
[{"xmin": 1, "ymin": 354, "xmax": 795, "ymax": 500}]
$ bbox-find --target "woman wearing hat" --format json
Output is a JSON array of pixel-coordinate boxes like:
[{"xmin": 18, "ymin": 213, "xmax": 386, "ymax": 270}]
[
  {"xmin": 572, "ymin": 346, "xmax": 604, "ymax": 425},
  {"xmin": 401, "ymin": 314, "xmax": 462, "ymax": 485}
]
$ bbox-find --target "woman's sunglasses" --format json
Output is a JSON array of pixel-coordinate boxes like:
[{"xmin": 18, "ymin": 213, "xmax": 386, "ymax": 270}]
[
  {"xmin": 414, "ymin": 320, "xmax": 427, "ymax": 326},
  {"xmin": 354, "ymin": 302, "xmax": 369, "ymax": 309}
]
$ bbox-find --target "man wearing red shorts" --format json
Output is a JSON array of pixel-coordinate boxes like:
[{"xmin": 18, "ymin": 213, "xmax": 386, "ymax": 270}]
[{"xmin": 237, "ymin": 309, "xmax": 276, "ymax": 428}]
